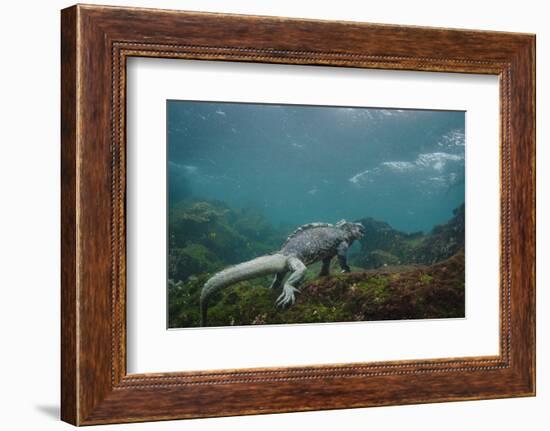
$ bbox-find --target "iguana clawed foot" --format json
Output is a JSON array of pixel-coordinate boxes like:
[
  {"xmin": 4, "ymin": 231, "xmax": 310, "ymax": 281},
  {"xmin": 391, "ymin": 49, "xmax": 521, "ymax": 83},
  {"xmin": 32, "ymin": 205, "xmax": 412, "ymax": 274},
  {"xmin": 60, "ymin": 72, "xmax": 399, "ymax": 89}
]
[{"xmin": 275, "ymin": 284, "xmax": 300, "ymax": 308}]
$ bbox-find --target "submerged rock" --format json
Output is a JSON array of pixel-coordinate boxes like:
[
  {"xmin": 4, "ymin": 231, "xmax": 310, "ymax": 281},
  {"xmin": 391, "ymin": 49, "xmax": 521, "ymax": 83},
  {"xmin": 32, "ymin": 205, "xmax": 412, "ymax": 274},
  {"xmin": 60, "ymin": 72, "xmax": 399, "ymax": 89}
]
[
  {"xmin": 168, "ymin": 199, "xmax": 290, "ymax": 280},
  {"xmin": 295, "ymin": 249, "xmax": 464, "ymax": 323},
  {"xmin": 166, "ymin": 200, "xmax": 466, "ymax": 328},
  {"xmin": 352, "ymin": 204, "xmax": 464, "ymax": 268},
  {"xmin": 414, "ymin": 204, "xmax": 465, "ymax": 264},
  {"xmin": 168, "ymin": 250, "xmax": 464, "ymax": 328}
]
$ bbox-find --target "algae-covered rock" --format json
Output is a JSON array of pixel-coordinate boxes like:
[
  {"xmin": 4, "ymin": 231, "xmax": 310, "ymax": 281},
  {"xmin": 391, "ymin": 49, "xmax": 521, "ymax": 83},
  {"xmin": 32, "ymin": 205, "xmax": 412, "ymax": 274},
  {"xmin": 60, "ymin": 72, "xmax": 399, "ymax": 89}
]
[
  {"xmin": 169, "ymin": 243, "xmax": 223, "ymax": 282},
  {"xmin": 414, "ymin": 204, "xmax": 465, "ymax": 264},
  {"xmin": 166, "ymin": 199, "xmax": 466, "ymax": 328},
  {"xmin": 353, "ymin": 249, "xmax": 400, "ymax": 269},
  {"xmin": 168, "ymin": 199, "xmax": 289, "ymax": 280},
  {"xmin": 352, "ymin": 204, "xmax": 465, "ymax": 269},
  {"xmin": 168, "ymin": 276, "xmax": 205, "ymax": 328},
  {"xmin": 168, "ymin": 250, "xmax": 465, "ymax": 328}
]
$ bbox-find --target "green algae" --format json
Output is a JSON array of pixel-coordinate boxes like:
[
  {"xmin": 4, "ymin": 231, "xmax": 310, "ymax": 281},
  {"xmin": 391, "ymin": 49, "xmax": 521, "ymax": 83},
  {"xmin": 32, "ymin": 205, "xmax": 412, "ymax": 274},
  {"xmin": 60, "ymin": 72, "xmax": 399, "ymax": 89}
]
[
  {"xmin": 167, "ymin": 199, "xmax": 465, "ymax": 328},
  {"xmin": 168, "ymin": 250, "xmax": 465, "ymax": 328}
]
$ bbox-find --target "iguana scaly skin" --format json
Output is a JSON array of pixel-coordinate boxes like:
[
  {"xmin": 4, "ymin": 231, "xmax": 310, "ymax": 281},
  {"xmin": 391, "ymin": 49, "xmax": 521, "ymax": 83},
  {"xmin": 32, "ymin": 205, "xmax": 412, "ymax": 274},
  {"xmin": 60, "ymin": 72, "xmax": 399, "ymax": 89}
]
[{"xmin": 200, "ymin": 220, "xmax": 365, "ymax": 326}]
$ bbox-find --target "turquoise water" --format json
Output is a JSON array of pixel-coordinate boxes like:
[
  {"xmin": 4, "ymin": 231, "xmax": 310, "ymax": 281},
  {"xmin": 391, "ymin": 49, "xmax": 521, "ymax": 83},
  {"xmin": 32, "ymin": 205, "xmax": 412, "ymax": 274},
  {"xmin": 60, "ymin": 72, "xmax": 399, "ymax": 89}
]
[{"xmin": 167, "ymin": 101, "xmax": 465, "ymax": 233}]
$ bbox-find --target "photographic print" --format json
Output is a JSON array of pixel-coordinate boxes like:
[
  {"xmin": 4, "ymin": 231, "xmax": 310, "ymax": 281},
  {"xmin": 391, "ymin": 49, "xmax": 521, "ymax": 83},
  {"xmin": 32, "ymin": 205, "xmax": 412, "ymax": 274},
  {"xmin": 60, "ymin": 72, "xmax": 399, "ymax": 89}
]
[{"xmin": 167, "ymin": 101, "xmax": 466, "ymax": 328}]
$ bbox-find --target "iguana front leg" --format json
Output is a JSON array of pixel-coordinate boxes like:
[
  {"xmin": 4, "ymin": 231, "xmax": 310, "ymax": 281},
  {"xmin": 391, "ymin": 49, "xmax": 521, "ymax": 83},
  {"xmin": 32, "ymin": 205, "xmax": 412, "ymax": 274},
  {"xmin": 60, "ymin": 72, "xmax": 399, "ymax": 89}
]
[
  {"xmin": 319, "ymin": 257, "xmax": 332, "ymax": 276},
  {"xmin": 276, "ymin": 256, "xmax": 306, "ymax": 307},
  {"xmin": 337, "ymin": 241, "xmax": 351, "ymax": 273}
]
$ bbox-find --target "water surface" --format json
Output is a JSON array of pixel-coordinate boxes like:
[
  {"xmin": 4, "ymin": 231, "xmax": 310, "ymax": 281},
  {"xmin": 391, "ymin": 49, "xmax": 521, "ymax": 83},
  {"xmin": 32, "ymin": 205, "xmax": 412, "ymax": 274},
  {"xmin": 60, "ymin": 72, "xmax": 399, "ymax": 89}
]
[{"xmin": 168, "ymin": 101, "xmax": 465, "ymax": 233}]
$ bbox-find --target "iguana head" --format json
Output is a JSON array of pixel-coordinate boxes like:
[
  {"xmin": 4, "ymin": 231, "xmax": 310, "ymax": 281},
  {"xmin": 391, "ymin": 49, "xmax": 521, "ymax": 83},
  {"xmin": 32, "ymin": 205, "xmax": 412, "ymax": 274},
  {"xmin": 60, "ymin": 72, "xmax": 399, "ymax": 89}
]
[{"xmin": 336, "ymin": 220, "xmax": 365, "ymax": 241}]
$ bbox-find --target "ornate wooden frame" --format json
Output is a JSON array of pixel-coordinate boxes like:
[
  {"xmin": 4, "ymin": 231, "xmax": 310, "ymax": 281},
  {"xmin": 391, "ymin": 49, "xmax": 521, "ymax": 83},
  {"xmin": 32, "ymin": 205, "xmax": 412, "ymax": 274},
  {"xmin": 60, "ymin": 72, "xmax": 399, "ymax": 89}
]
[{"xmin": 61, "ymin": 4, "xmax": 535, "ymax": 426}]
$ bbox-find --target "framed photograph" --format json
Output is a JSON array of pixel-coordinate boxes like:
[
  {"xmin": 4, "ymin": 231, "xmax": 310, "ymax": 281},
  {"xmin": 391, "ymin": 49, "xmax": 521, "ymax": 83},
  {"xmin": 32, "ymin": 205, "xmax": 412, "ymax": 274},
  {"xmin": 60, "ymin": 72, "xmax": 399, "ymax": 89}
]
[{"xmin": 61, "ymin": 4, "xmax": 535, "ymax": 425}]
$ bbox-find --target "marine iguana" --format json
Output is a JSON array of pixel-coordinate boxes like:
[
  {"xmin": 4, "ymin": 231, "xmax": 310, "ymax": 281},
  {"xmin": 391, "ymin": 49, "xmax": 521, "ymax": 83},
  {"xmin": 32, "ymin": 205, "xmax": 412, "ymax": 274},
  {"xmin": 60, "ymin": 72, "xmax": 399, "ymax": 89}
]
[{"xmin": 200, "ymin": 220, "xmax": 365, "ymax": 326}]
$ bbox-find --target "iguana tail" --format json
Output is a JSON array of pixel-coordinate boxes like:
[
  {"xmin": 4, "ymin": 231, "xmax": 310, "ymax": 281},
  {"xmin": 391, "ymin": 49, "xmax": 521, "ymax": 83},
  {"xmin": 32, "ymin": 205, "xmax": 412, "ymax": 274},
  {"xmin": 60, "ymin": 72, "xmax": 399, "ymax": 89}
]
[{"xmin": 200, "ymin": 253, "xmax": 289, "ymax": 326}]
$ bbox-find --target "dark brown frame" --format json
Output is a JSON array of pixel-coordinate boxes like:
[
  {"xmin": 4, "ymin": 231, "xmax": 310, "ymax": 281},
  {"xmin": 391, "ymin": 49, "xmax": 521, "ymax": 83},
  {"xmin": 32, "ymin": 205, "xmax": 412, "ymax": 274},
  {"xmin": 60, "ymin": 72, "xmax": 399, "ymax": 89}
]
[{"xmin": 61, "ymin": 4, "xmax": 536, "ymax": 426}]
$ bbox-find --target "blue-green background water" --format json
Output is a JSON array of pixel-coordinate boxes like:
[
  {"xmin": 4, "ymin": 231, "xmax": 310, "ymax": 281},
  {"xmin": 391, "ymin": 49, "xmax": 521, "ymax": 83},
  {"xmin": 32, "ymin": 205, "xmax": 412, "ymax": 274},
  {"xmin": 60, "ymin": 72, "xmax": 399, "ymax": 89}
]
[{"xmin": 167, "ymin": 101, "xmax": 465, "ymax": 233}]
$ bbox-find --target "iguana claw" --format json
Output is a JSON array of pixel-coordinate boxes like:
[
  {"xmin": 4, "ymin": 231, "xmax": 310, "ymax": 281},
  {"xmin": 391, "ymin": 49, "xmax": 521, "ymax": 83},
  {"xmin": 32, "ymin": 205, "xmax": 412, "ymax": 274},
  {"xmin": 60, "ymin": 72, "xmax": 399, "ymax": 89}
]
[{"xmin": 275, "ymin": 285, "xmax": 300, "ymax": 308}]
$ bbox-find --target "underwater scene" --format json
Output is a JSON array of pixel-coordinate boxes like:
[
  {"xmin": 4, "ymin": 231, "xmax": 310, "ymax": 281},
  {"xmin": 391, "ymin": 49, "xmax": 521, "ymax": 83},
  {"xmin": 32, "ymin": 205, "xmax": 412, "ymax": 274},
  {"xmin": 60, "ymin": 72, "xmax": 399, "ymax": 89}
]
[{"xmin": 167, "ymin": 100, "xmax": 465, "ymax": 328}]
